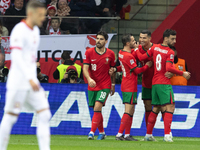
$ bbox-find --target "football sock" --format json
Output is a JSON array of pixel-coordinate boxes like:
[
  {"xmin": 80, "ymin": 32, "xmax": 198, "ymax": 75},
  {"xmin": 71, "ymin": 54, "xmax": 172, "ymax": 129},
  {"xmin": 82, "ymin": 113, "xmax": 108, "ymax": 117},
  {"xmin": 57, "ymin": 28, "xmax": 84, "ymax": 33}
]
[
  {"xmin": 146, "ymin": 111, "xmax": 158, "ymax": 134},
  {"xmin": 164, "ymin": 111, "xmax": 173, "ymax": 135},
  {"xmin": 124, "ymin": 134, "xmax": 130, "ymax": 138},
  {"xmin": 90, "ymin": 111, "xmax": 101, "ymax": 133},
  {"xmin": 98, "ymin": 113, "xmax": 104, "ymax": 133},
  {"xmin": 36, "ymin": 110, "xmax": 51, "ymax": 150},
  {"xmin": 145, "ymin": 111, "xmax": 152, "ymax": 128},
  {"xmin": 0, "ymin": 114, "xmax": 18, "ymax": 150},
  {"xmin": 118, "ymin": 113, "xmax": 130, "ymax": 134},
  {"xmin": 125, "ymin": 114, "xmax": 133, "ymax": 135}
]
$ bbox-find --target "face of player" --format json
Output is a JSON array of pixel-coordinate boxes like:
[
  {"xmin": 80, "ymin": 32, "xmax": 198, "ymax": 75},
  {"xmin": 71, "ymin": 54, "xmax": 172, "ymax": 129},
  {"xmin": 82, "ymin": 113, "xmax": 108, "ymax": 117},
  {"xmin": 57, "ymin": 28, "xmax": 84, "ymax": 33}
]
[
  {"xmin": 48, "ymin": 9, "xmax": 56, "ymax": 17},
  {"xmin": 14, "ymin": 0, "xmax": 23, "ymax": 10},
  {"xmin": 32, "ymin": 7, "xmax": 46, "ymax": 27},
  {"xmin": 139, "ymin": 33, "xmax": 151, "ymax": 47},
  {"xmin": 128, "ymin": 36, "xmax": 136, "ymax": 49},
  {"xmin": 167, "ymin": 35, "xmax": 176, "ymax": 47},
  {"xmin": 96, "ymin": 35, "xmax": 107, "ymax": 49},
  {"xmin": 51, "ymin": 20, "xmax": 60, "ymax": 31}
]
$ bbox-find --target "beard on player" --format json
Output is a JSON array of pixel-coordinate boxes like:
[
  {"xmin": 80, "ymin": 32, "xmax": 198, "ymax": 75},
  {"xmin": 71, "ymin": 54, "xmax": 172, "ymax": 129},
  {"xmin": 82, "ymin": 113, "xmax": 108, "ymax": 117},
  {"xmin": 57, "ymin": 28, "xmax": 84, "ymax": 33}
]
[{"xmin": 96, "ymin": 42, "xmax": 106, "ymax": 49}]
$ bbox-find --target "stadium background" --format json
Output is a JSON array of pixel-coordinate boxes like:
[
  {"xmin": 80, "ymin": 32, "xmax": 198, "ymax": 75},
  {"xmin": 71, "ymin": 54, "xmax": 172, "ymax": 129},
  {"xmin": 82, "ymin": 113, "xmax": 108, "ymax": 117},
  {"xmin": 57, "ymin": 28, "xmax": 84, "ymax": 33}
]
[{"xmin": 0, "ymin": 0, "xmax": 200, "ymax": 139}]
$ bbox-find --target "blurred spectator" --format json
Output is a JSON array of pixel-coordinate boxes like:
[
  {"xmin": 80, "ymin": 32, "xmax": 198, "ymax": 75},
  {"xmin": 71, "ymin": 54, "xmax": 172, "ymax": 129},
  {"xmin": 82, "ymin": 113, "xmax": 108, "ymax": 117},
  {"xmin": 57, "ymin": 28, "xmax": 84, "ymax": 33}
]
[
  {"xmin": 36, "ymin": 62, "xmax": 49, "ymax": 83},
  {"xmin": 4, "ymin": 0, "xmax": 25, "ymax": 35},
  {"xmin": 53, "ymin": 51, "xmax": 83, "ymax": 83},
  {"xmin": 46, "ymin": 0, "xmax": 58, "ymax": 6},
  {"xmin": 0, "ymin": 20, "xmax": 8, "ymax": 36},
  {"xmin": 45, "ymin": 4, "xmax": 57, "ymax": 31},
  {"xmin": 170, "ymin": 46, "xmax": 188, "ymax": 85},
  {"xmin": 57, "ymin": 0, "xmax": 77, "ymax": 34},
  {"xmin": 61, "ymin": 66, "xmax": 85, "ymax": 83},
  {"xmin": 69, "ymin": 0, "xmax": 101, "ymax": 34},
  {"xmin": 48, "ymin": 18, "xmax": 63, "ymax": 35},
  {"xmin": 95, "ymin": 0, "xmax": 111, "ymax": 17},
  {"xmin": 113, "ymin": 0, "xmax": 127, "ymax": 17}
]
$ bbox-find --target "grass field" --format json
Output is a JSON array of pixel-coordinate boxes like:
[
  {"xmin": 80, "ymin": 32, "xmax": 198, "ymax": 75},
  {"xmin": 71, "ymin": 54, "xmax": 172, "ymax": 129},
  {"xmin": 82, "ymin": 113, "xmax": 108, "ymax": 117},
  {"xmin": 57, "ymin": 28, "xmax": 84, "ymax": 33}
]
[{"xmin": 7, "ymin": 135, "xmax": 200, "ymax": 150}]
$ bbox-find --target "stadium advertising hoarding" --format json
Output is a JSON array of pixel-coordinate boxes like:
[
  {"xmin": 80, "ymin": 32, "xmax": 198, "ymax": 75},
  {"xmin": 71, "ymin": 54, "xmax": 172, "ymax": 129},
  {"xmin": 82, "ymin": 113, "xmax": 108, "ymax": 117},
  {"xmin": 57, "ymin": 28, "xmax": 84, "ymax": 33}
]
[{"xmin": 0, "ymin": 83, "xmax": 200, "ymax": 137}]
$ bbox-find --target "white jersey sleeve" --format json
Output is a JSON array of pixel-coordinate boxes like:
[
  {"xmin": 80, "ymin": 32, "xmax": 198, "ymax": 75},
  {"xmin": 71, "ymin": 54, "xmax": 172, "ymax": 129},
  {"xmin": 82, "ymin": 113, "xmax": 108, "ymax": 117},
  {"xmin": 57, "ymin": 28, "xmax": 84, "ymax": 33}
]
[{"xmin": 10, "ymin": 24, "xmax": 33, "ymax": 81}]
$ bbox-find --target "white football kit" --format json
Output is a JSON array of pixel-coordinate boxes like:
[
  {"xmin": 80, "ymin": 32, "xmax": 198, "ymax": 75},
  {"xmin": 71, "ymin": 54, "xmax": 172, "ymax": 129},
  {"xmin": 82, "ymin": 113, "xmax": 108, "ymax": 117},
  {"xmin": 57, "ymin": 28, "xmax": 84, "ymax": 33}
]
[{"xmin": 5, "ymin": 20, "xmax": 49, "ymax": 114}]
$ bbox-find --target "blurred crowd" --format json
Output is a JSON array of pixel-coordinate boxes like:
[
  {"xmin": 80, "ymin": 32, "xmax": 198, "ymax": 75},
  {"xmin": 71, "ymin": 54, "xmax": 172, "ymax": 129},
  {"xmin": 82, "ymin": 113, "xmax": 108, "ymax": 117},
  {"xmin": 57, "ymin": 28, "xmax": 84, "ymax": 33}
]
[{"xmin": 0, "ymin": 0, "xmax": 128, "ymax": 36}]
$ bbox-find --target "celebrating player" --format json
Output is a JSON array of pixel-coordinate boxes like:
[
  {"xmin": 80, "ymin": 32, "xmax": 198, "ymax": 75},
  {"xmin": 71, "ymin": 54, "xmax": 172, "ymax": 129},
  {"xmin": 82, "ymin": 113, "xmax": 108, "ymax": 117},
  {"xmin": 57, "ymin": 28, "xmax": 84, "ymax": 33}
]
[
  {"xmin": 0, "ymin": 1, "xmax": 51, "ymax": 150},
  {"xmin": 139, "ymin": 29, "xmax": 190, "ymax": 142},
  {"xmin": 115, "ymin": 34, "xmax": 152, "ymax": 141},
  {"xmin": 83, "ymin": 31, "xmax": 116, "ymax": 140}
]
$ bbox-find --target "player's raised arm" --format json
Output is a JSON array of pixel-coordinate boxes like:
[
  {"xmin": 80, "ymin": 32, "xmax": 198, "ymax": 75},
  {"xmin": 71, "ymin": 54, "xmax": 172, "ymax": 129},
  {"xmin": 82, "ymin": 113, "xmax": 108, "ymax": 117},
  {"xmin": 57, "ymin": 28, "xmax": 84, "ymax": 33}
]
[
  {"xmin": 132, "ymin": 61, "xmax": 152, "ymax": 75},
  {"xmin": 166, "ymin": 50, "xmax": 191, "ymax": 80},
  {"xmin": 136, "ymin": 47, "xmax": 153, "ymax": 61}
]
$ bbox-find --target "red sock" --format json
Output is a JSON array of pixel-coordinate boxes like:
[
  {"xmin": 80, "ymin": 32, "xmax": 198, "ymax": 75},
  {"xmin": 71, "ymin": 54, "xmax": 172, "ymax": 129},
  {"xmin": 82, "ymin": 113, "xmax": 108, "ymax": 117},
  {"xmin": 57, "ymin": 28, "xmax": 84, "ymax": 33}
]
[
  {"xmin": 125, "ymin": 115, "xmax": 133, "ymax": 135},
  {"xmin": 90, "ymin": 112, "xmax": 101, "ymax": 133},
  {"xmin": 164, "ymin": 112, "xmax": 173, "ymax": 135},
  {"xmin": 98, "ymin": 113, "xmax": 104, "ymax": 133},
  {"xmin": 118, "ymin": 113, "xmax": 129, "ymax": 134},
  {"xmin": 145, "ymin": 111, "xmax": 151, "ymax": 128},
  {"xmin": 146, "ymin": 111, "xmax": 158, "ymax": 134}
]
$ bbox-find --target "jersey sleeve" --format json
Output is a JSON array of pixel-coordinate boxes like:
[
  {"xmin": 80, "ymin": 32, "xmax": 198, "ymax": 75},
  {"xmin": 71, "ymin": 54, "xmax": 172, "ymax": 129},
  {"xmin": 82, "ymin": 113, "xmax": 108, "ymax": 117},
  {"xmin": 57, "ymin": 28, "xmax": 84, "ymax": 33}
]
[
  {"xmin": 166, "ymin": 50, "xmax": 174, "ymax": 64},
  {"xmin": 126, "ymin": 55, "xmax": 137, "ymax": 71},
  {"xmin": 110, "ymin": 51, "xmax": 116, "ymax": 67},
  {"xmin": 10, "ymin": 25, "xmax": 23, "ymax": 50},
  {"xmin": 83, "ymin": 49, "xmax": 90, "ymax": 65},
  {"xmin": 132, "ymin": 49, "xmax": 138, "ymax": 60}
]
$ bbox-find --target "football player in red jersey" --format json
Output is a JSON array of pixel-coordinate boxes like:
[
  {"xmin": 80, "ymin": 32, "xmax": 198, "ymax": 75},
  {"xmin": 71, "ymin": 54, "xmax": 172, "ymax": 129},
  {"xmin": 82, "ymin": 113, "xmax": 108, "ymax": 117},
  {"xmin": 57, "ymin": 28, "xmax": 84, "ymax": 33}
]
[
  {"xmin": 115, "ymin": 34, "xmax": 152, "ymax": 141},
  {"xmin": 139, "ymin": 29, "xmax": 190, "ymax": 142},
  {"xmin": 83, "ymin": 31, "xmax": 116, "ymax": 140}
]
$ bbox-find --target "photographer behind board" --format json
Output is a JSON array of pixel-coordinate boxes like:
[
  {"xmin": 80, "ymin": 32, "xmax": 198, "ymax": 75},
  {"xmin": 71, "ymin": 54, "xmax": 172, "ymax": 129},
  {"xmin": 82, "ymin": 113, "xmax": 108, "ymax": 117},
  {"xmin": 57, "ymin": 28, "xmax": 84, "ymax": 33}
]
[
  {"xmin": 61, "ymin": 66, "xmax": 85, "ymax": 84},
  {"xmin": 36, "ymin": 62, "xmax": 49, "ymax": 83},
  {"xmin": 0, "ymin": 34, "xmax": 9, "ymax": 82}
]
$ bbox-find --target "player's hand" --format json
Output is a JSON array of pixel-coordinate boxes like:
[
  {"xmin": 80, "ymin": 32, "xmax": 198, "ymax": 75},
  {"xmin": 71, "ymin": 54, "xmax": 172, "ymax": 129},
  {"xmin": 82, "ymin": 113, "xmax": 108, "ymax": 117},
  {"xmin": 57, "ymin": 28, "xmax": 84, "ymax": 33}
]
[
  {"xmin": 109, "ymin": 67, "xmax": 116, "ymax": 76},
  {"xmin": 165, "ymin": 72, "xmax": 174, "ymax": 79},
  {"xmin": 29, "ymin": 79, "xmax": 40, "ymax": 91},
  {"xmin": 110, "ymin": 84, "xmax": 115, "ymax": 96},
  {"xmin": 88, "ymin": 78, "xmax": 96, "ymax": 88},
  {"xmin": 183, "ymin": 71, "xmax": 191, "ymax": 80},
  {"xmin": 146, "ymin": 61, "xmax": 152, "ymax": 68}
]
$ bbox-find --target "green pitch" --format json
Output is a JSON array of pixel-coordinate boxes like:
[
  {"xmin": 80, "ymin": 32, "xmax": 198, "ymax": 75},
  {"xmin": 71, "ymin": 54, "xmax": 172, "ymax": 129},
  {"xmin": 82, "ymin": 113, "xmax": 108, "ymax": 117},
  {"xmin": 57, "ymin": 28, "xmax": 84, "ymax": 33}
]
[{"xmin": 8, "ymin": 135, "xmax": 200, "ymax": 150}]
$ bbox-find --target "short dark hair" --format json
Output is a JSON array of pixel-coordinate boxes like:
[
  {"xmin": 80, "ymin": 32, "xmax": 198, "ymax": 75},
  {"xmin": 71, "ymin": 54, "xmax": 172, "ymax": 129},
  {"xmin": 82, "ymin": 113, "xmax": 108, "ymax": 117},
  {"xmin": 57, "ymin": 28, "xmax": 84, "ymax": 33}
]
[
  {"xmin": 163, "ymin": 29, "xmax": 177, "ymax": 40},
  {"xmin": 61, "ymin": 51, "xmax": 71, "ymax": 60},
  {"xmin": 122, "ymin": 33, "xmax": 133, "ymax": 46},
  {"xmin": 96, "ymin": 31, "xmax": 108, "ymax": 40},
  {"xmin": 26, "ymin": 0, "xmax": 46, "ymax": 10},
  {"xmin": 140, "ymin": 30, "xmax": 151, "ymax": 37},
  {"xmin": 51, "ymin": 18, "xmax": 60, "ymax": 24}
]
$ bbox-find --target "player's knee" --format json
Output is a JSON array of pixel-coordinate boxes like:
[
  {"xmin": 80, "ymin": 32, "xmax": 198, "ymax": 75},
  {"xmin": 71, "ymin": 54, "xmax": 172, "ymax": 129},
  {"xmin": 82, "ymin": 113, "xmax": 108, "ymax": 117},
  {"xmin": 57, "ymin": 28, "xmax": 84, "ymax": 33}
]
[{"xmin": 38, "ymin": 109, "xmax": 51, "ymax": 123}]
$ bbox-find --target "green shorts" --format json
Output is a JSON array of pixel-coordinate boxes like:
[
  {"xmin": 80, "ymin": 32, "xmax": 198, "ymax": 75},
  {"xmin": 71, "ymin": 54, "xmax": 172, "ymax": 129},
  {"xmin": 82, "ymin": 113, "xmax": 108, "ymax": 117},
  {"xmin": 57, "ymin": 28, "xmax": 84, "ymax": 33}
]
[
  {"xmin": 142, "ymin": 87, "xmax": 152, "ymax": 100},
  {"xmin": 122, "ymin": 92, "xmax": 137, "ymax": 105},
  {"xmin": 88, "ymin": 89, "xmax": 110, "ymax": 107},
  {"xmin": 152, "ymin": 84, "xmax": 175, "ymax": 106}
]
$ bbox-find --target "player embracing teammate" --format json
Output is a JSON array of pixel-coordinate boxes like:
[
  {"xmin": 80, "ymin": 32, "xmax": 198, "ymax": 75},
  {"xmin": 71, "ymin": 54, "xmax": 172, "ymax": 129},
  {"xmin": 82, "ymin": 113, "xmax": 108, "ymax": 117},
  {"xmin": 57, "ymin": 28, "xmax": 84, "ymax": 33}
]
[
  {"xmin": 139, "ymin": 29, "xmax": 191, "ymax": 142},
  {"xmin": 83, "ymin": 31, "xmax": 116, "ymax": 140}
]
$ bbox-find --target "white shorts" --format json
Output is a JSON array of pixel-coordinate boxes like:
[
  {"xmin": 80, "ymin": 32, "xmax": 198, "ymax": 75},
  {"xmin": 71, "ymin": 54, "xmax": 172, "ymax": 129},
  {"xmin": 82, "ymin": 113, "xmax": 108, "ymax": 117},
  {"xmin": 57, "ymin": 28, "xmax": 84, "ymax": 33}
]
[{"xmin": 5, "ymin": 87, "xmax": 49, "ymax": 114}]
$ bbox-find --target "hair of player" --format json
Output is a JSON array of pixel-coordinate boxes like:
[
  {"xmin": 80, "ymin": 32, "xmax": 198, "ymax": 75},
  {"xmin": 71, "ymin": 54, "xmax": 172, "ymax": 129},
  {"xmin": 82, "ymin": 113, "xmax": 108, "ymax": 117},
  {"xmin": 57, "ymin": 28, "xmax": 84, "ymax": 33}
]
[
  {"xmin": 61, "ymin": 51, "xmax": 71, "ymax": 60},
  {"xmin": 96, "ymin": 31, "xmax": 108, "ymax": 40},
  {"xmin": 163, "ymin": 29, "xmax": 177, "ymax": 40},
  {"xmin": 26, "ymin": 0, "xmax": 46, "ymax": 13},
  {"xmin": 122, "ymin": 33, "xmax": 133, "ymax": 47},
  {"xmin": 140, "ymin": 30, "xmax": 151, "ymax": 37},
  {"xmin": 51, "ymin": 18, "xmax": 60, "ymax": 24}
]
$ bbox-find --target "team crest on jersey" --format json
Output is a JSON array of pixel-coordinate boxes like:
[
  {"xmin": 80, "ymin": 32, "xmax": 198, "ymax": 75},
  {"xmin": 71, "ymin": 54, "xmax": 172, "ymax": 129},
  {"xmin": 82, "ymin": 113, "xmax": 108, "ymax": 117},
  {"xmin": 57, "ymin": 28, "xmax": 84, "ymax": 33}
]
[
  {"xmin": 105, "ymin": 57, "xmax": 109, "ymax": 64},
  {"xmin": 170, "ymin": 54, "xmax": 174, "ymax": 59},
  {"xmin": 130, "ymin": 59, "xmax": 134, "ymax": 65}
]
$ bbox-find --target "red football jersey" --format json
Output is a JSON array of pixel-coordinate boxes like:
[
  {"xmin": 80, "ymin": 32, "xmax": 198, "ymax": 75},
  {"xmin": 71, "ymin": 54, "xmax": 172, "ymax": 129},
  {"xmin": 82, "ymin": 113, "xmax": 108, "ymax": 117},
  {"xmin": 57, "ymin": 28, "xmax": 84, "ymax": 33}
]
[
  {"xmin": 134, "ymin": 44, "xmax": 154, "ymax": 88},
  {"xmin": 84, "ymin": 47, "xmax": 116, "ymax": 91},
  {"xmin": 118, "ymin": 50, "xmax": 138, "ymax": 92},
  {"xmin": 147, "ymin": 44, "xmax": 175, "ymax": 85}
]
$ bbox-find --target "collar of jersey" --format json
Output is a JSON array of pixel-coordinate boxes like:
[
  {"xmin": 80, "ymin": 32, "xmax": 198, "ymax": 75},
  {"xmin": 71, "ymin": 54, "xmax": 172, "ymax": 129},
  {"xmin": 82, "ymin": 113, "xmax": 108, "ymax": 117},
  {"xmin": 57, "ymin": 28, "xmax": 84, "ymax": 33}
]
[
  {"xmin": 161, "ymin": 44, "xmax": 168, "ymax": 47},
  {"xmin": 21, "ymin": 19, "xmax": 33, "ymax": 30},
  {"xmin": 142, "ymin": 43, "xmax": 153, "ymax": 51},
  {"xmin": 95, "ymin": 47, "xmax": 107, "ymax": 55}
]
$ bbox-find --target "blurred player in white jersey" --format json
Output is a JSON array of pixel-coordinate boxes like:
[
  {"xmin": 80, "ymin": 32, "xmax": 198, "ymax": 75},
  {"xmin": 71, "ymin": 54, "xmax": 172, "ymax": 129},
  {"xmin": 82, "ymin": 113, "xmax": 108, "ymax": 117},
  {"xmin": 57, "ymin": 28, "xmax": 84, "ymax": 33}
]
[{"xmin": 0, "ymin": 1, "xmax": 51, "ymax": 150}]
